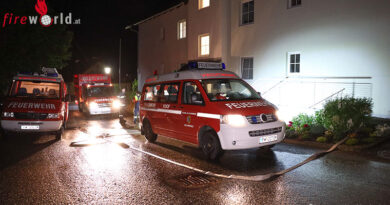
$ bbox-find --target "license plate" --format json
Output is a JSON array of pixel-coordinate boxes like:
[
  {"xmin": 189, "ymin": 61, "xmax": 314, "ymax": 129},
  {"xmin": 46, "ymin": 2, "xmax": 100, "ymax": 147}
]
[
  {"xmin": 259, "ymin": 135, "xmax": 277, "ymax": 143},
  {"xmin": 21, "ymin": 125, "xmax": 40, "ymax": 130}
]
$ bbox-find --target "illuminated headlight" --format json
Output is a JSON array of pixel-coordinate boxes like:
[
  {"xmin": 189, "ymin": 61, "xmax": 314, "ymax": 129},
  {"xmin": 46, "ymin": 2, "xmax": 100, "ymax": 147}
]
[
  {"xmin": 112, "ymin": 100, "xmax": 121, "ymax": 109},
  {"xmin": 89, "ymin": 102, "xmax": 98, "ymax": 109},
  {"xmin": 2, "ymin": 112, "xmax": 14, "ymax": 118},
  {"xmin": 222, "ymin": 115, "xmax": 247, "ymax": 127},
  {"xmin": 47, "ymin": 113, "xmax": 60, "ymax": 119},
  {"xmin": 275, "ymin": 110, "xmax": 283, "ymax": 122}
]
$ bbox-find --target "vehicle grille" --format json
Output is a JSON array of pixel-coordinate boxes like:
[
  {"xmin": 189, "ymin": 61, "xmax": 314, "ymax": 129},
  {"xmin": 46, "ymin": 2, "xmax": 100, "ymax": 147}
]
[
  {"xmin": 98, "ymin": 103, "xmax": 112, "ymax": 108},
  {"xmin": 249, "ymin": 127, "xmax": 283, "ymax": 137},
  {"xmin": 246, "ymin": 114, "xmax": 277, "ymax": 124},
  {"xmin": 14, "ymin": 113, "xmax": 48, "ymax": 120}
]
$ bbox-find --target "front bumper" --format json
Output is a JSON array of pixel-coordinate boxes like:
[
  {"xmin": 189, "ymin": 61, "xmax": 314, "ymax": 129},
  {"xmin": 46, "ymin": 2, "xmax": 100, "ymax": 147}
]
[
  {"xmin": 89, "ymin": 107, "xmax": 119, "ymax": 115},
  {"xmin": 217, "ymin": 120, "xmax": 286, "ymax": 150},
  {"xmin": 1, "ymin": 120, "xmax": 62, "ymax": 132}
]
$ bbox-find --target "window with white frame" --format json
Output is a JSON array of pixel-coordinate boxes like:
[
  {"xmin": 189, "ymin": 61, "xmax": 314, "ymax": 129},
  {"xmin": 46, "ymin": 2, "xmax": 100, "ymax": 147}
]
[
  {"xmin": 241, "ymin": 0, "xmax": 254, "ymax": 25},
  {"xmin": 241, "ymin": 57, "xmax": 253, "ymax": 80},
  {"xmin": 177, "ymin": 20, "xmax": 186, "ymax": 39},
  {"xmin": 288, "ymin": 0, "xmax": 302, "ymax": 9},
  {"xmin": 288, "ymin": 52, "xmax": 300, "ymax": 73},
  {"xmin": 199, "ymin": 34, "xmax": 210, "ymax": 56},
  {"xmin": 199, "ymin": 0, "xmax": 210, "ymax": 9}
]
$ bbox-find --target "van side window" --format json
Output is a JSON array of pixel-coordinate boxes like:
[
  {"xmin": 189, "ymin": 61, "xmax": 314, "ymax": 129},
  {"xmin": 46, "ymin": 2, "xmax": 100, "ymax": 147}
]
[
  {"xmin": 182, "ymin": 82, "xmax": 204, "ymax": 105},
  {"xmin": 144, "ymin": 84, "xmax": 161, "ymax": 102},
  {"xmin": 161, "ymin": 83, "xmax": 180, "ymax": 103}
]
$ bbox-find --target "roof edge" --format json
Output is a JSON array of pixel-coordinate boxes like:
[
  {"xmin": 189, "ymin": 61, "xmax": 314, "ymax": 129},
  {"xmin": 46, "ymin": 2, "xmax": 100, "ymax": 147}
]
[{"xmin": 133, "ymin": 2, "xmax": 186, "ymax": 26}]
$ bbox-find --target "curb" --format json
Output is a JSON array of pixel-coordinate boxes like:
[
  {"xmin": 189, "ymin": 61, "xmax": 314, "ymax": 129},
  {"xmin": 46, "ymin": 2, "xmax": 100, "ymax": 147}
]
[{"xmin": 283, "ymin": 137, "xmax": 390, "ymax": 152}]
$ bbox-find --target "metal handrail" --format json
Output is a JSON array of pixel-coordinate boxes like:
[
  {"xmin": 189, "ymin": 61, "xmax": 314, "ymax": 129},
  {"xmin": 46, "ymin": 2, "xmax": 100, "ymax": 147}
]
[
  {"xmin": 262, "ymin": 77, "xmax": 288, "ymax": 95},
  {"xmin": 309, "ymin": 88, "xmax": 345, "ymax": 109}
]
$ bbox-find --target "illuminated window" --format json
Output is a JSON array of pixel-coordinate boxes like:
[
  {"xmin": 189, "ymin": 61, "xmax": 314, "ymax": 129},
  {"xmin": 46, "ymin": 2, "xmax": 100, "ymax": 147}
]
[
  {"xmin": 288, "ymin": 53, "xmax": 300, "ymax": 73},
  {"xmin": 241, "ymin": 0, "xmax": 254, "ymax": 25},
  {"xmin": 241, "ymin": 58, "xmax": 253, "ymax": 80},
  {"xmin": 288, "ymin": 0, "xmax": 302, "ymax": 9},
  {"xmin": 199, "ymin": 34, "xmax": 210, "ymax": 56},
  {"xmin": 177, "ymin": 20, "xmax": 186, "ymax": 39},
  {"xmin": 199, "ymin": 0, "xmax": 210, "ymax": 9}
]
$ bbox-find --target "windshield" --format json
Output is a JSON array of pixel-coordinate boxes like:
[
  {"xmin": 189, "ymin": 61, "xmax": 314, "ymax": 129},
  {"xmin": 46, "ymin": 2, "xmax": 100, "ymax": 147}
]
[
  {"xmin": 9, "ymin": 80, "xmax": 60, "ymax": 99},
  {"xmin": 87, "ymin": 86, "xmax": 115, "ymax": 97},
  {"xmin": 201, "ymin": 79, "xmax": 261, "ymax": 102}
]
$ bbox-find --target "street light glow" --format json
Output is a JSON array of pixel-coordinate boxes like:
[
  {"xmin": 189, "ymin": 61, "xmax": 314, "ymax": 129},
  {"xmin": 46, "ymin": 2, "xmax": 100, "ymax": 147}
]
[{"xmin": 104, "ymin": 67, "xmax": 111, "ymax": 74}]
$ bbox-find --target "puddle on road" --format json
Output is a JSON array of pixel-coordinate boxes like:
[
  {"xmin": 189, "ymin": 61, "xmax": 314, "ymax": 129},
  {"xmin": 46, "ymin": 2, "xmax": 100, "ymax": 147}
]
[{"xmin": 166, "ymin": 172, "xmax": 219, "ymax": 189}]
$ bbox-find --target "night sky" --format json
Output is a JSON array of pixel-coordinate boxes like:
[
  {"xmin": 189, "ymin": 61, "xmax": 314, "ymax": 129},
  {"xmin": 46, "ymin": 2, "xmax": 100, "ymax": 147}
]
[{"xmin": 2, "ymin": 0, "xmax": 184, "ymax": 83}]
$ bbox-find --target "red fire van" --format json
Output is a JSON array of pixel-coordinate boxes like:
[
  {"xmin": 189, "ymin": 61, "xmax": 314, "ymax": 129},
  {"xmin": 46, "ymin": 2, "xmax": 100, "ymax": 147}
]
[
  {"xmin": 1, "ymin": 68, "xmax": 70, "ymax": 140},
  {"xmin": 140, "ymin": 62, "xmax": 286, "ymax": 160}
]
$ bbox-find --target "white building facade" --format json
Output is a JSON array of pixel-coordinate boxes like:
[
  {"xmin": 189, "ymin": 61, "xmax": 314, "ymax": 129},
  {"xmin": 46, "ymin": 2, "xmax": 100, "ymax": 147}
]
[{"xmin": 137, "ymin": 0, "xmax": 390, "ymax": 119}]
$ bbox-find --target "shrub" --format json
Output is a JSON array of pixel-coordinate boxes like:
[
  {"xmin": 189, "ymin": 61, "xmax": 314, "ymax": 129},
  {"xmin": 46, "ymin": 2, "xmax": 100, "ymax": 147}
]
[
  {"xmin": 299, "ymin": 131, "xmax": 312, "ymax": 140},
  {"xmin": 323, "ymin": 97, "xmax": 372, "ymax": 141},
  {"xmin": 361, "ymin": 137, "xmax": 375, "ymax": 144},
  {"xmin": 290, "ymin": 113, "xmax": 314, "ymax": 135},
  {"xmin": 345, "ymin": 138, "xmax": 359, "ymax": 146},
  {"xmin": 316, "ymin": 136, "xmax": 327, "ymax": 143}
]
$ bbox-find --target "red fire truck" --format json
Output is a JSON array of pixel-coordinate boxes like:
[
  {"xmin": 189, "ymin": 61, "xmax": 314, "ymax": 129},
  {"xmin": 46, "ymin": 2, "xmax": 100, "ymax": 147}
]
[
  {"xmin": 140, "ymin": 62, "xmax": 286, "ymax": 160},
  {"xmin": 0, "ymin": 68, "xmax": 70, "ymax": 140},
  {"xmin": 74, "ymin": 74, "xmax": 121, "ymax": 115}
]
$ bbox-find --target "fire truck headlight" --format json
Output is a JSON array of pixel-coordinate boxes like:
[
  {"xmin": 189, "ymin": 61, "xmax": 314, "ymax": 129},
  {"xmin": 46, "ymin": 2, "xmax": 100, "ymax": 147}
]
[
  {"xmin": 2, "ymin": 112, "xmax": 14, "ymax": 118},
  {"xmin": 222, "ymin": 115, "xmax": 247, "ymax": 127},
  {"xmin": 89, "ymin": 102, "xmax": 98, "ymax": 110},
  {"xmin": 47, "ymin": 113, "xmax": 60, "ymax": 119},
  {"xmin": 112, "ymin": 100, "xmax": 121, "ymax": 109}
]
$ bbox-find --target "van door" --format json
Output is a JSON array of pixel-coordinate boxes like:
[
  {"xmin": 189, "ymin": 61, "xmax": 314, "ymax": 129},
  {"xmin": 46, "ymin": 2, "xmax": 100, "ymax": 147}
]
[
  {"xmin": 159, "ymin": 82, "xmax": 181, "ymax": 137},
  {"xmin": 175, "ymin": 81, "xmax": 205, "ymax": 144}
]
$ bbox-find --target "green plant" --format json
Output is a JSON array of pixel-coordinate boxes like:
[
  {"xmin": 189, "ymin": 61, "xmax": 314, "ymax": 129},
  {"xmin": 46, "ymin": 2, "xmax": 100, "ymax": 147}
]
[
  {"xmin": 323, "ymin": 97, "xmax": 372, "ymax": 141},
  {"xmin": 361, "ymin": 137, "xmax": 375, "ymax": 144},
  {"xmin": 316, "ymin": 136, "xmax": 327, "ymax": 143},
  {"xmin": 345, "ymin": 138, "xmax": 359, "ymax": 146},
  {"xmin": 290, "ymin": 113, "xmax": 314, "ymax": 135},
  {"xmin": 299, "ymin": 131, "xmax": 312, "ymax": 140},
  {"xmin": 314, "ymin": 110, "xmax": 325, "ymax": 126}
]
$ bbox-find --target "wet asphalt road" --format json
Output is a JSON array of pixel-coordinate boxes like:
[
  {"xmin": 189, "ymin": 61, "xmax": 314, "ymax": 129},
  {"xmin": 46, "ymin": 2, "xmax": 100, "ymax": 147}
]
[{"xmin": 1, "ymin": 111, "xmax": 390, "ymax": 204}]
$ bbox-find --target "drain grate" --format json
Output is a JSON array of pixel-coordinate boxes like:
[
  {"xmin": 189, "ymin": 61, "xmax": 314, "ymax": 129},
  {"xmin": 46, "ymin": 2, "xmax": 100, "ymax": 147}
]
[
  {"xmin": 378, "ymin": 150, "xmax": 390, "ymax": 160},
  {"xmin": 167, "ymin": 173, "xmax": 218, "ymax": 189}
]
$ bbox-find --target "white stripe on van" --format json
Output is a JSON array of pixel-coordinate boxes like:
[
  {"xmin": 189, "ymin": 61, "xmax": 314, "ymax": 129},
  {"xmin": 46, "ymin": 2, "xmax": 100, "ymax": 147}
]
[
  {"xmin": 197, "ymin": 113, "xmax": 221, "ymax": 119},
  {"xmin": 141, "ymin": 107, "xmax": 221, "ymax": 120}
]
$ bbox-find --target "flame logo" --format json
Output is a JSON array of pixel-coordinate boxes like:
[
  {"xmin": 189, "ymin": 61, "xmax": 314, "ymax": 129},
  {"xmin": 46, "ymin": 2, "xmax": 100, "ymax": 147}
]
[{"xmin": 35, "ymin": 0, "xmax": 48, "ymax": 16}]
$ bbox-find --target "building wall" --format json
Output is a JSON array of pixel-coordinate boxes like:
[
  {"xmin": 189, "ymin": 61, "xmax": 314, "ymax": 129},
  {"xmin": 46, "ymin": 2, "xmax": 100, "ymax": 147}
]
[
  {"xmin": 137, "ymin": 0, "xmax": 390, "ymax": 118},
  {"xmin": 230, "ymin": 0, "xmax": 390, "ymax": 118},
  {"xmin": 137, "ymin": 4, "xmax": 188, "ymax": 91}
]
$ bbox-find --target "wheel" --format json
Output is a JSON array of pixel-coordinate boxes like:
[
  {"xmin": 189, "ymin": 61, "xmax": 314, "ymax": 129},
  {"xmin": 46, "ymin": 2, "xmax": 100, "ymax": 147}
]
[
  {"xmin": 56, "ymin": 125, "xmax": 64, "ymax": 140},
  {"xmin": 200, "ymin": 131, "xmax": 223, "ymax": 160},
  {"xmin": 143, "ymin": 120, "xmax": 157, "ymax": 142}
]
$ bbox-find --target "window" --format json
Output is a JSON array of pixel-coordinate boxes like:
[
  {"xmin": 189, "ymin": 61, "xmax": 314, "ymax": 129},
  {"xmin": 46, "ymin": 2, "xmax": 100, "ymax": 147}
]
[
  {"xmin": 199, "ymin": 34, "xmax": 210, "ymax": 56},
  {"xmin": 177, "ymin": 20, "xmax": 186, "ymax": 39},
  {"xmin": 144, "ymin": 84, "xmax": 161, "ymax": 102},
  {"xmin": 241, "ymin": 0, "xmax": 254, "ymax": 25},
  {"xmin": 182, "ymin": 82, "xmax": 204, "ymax": 105},
  {"xmin": 201, "ymin": 79, "xmax": 261, "ymax": 102},
  {"xmin": 288, "ymin": 53, "xmax": 300, "ymax": 73},
  {"xmin": 241, "ymin": 58, "xmax": 253, "ymax": 80},
  {"xmin": 199, "ymin": 0, "xmax": 210, "ymax": 9},
  {"xmin": 10, "ymin": 80, "xmax": 60, "ymax": 99},
  {"xmin": 160, "ymin": 83, "xmax": 180, "ymax": 103},
  {"xmin": 288, "ymin": 0, "xmax": 302, "ymax": 9}
]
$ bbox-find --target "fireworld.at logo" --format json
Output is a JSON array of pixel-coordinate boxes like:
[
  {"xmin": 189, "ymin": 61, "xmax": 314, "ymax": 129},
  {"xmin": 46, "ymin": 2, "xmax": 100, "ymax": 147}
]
[{"xmin": 1, "ymin": 0, "xmax": 81, "ymax": 28}]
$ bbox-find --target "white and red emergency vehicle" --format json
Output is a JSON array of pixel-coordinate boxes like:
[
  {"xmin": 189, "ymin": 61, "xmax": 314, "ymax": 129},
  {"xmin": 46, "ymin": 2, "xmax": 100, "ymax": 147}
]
[
  {"xmin": 74, "ymin": 74, "xmax": 121, "ymax": 115},
  {"xmin": 140, "ymin": 62, "xmax": 286, "ymax": 160},
  {"xmin": 0, "ymin": 68, "xmax": 70, "ymax": 139}
]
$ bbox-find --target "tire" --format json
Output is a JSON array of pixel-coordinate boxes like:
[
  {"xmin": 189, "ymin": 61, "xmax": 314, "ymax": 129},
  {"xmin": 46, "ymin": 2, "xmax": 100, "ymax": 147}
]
[
  {"xmin": 200, "ymin": 131, "xmax": 223, "ymax": 160},
  {"xmin": 143, "ymin": 120, "xmax": 157, "ymax": 142},
  {"xmin": 56, "ymin": 125, "xmax": 64, "ymax": 140}
]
